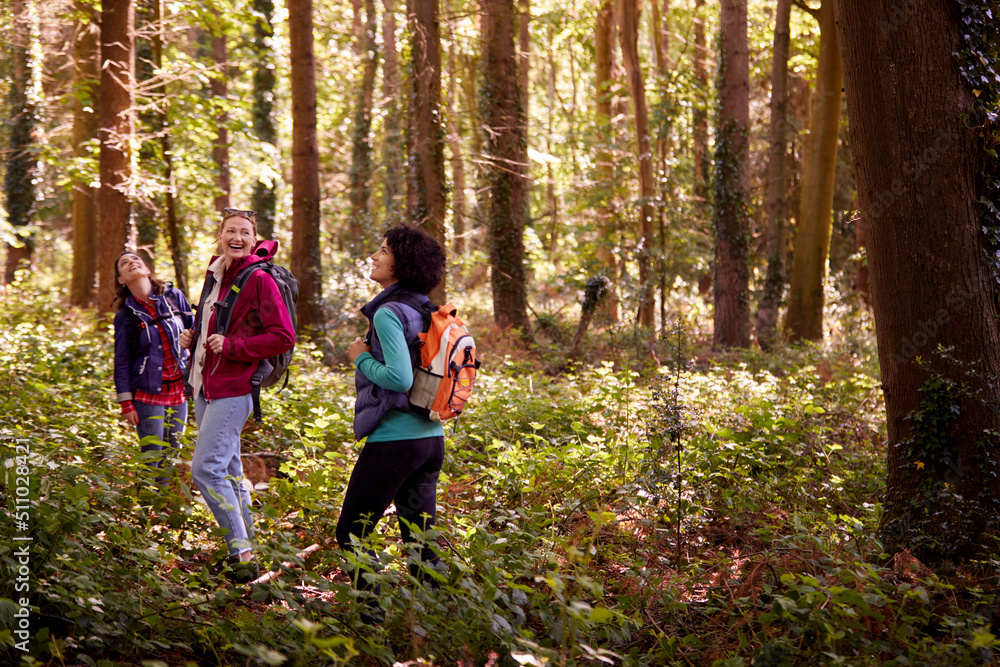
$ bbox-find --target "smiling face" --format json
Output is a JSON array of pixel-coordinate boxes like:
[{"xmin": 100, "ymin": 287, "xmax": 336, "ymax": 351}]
[
  {"xmin": 115, "ymin": 252, "xmax": 150, "ymax": 285},
  {"xmin": 217, "ymin": 216, "xmax": 256, "ymax": 267},
  {"xmin": 369, "ymin": 240, "xmax": 397, "ymax": 288}
]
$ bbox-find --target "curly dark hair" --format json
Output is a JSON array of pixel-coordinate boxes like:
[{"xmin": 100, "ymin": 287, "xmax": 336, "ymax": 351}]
[{"xmin": 384, "ymin": 225, "xmax": 445, "ymax": 295}]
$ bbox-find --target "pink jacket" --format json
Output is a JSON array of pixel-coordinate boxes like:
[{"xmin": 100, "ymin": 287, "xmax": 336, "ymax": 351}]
[{"xmin": 193, "ymin": 240, "xmax": 295, "ymax": 400}]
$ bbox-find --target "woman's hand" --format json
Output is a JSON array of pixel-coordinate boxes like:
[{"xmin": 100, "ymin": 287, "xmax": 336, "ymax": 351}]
[
  {"xmin": 347, "ymin": 337, "xmax": 371, "ymax": 363},
  {"xmin": 179, "ymin": 328, "xmax": 194, "ymax": 349},
  {"xmin": 207, "ymin": 334, "xmax": 227, "ymax": 354},
  {"xmin": 123, "ymin": 411, "xmax": 139, "ymax": 427}
]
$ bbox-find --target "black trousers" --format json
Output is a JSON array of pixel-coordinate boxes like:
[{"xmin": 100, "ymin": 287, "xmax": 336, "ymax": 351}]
[{"xmin": 336, "ymin": 435, "xmax": 444, "ymax": 594}]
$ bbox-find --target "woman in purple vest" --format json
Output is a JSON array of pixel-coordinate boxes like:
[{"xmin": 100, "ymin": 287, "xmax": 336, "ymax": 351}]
[{"xmin": 342, "ymin": 224, "xmax": 446, "ymax": 623}]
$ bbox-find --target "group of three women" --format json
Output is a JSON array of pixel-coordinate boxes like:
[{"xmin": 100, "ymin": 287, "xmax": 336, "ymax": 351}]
[{"xmin": 113, "ymin": 208, "xmax": 446, "ymax": 607}]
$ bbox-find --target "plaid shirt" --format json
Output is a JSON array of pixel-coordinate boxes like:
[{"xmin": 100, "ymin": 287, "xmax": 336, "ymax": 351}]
[{"xmin": 120, "ymin": 299, "xmax": 185, "ymax": 414}]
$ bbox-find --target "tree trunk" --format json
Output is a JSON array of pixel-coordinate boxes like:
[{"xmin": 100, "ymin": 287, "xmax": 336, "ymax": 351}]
[
  {"xmin": 836, "ymin": 0, "xmax": 1000, "ymax": 562},
  {"xmin": 406, "ymin": 0, "xmax": 447, "ymax": 303},
  {"xmin": 251, "ymin": 0, "xmax": 278, "ymax": 240},
  {"xmin": 211, "ymin": 20, "xmax": 231, "ymax": 212},
  {"xmin": 381, "ymin": 0, "xmax": 406, "ymax": 227},
  {"xmin": 70, "ymin": 1, "xmax": 99, "ymax": 306},
  {"xmin": 349, "ymin": 0, "xmax": 378, "ymax": 251},
  {"xmin": 785, "ymin": 0, "xmax": 842, "ymax": 342},
  {"xmin": 481, "ymin": 0, "xmax": 529, "ymax": 332},
  {"xmin": 594, "ymin": 0, "xmax": 620, "ymax": 322},
  {"xmin": 288, "ymin": 0, "xmax": 324, "ymax": 335},
  {"xmin": 97, "ymin": 0, "xmax": 135, "ymax": 313},
  {"xmin": 4, "ymin": 0, "xmax": 42, "ymax": 284},
  {"xmin": 854, "ymin": 197, "xmax": 869, "ymax": 304},
  {"xmin": 712, "ymin": 0, "xmax": 751, "ymax": 348},
  {"xmin": 754, "ymin": 0, "xmax": 791, "ymax": 351},
  {"xmin": 446, "ymin": 3, "xmax": 467, "ymax": 256},
  {"xmin": 618, "ymin": 0, "xmax": 655, "ymax": 329}
]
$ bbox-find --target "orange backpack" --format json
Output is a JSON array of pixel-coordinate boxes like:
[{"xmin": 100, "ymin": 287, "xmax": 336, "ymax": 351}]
[{"xmin": 407, "ymin": 303, "xmax": 480, "ymax": 421}]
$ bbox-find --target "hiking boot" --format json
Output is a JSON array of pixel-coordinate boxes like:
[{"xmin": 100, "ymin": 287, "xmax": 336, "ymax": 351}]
[{"xmin": 222, "ymin": 556, "xmax": 260, "ymax": 584}]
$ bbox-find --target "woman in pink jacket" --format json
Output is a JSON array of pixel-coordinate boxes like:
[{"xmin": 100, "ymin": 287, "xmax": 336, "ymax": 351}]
[{"xmin": 180, "ymin": 208, "xmax": 295, "ymax": 583}]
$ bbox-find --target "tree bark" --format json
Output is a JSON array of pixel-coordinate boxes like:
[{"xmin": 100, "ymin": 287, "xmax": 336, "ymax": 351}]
[
  {"xmin": 70, "ymin": 1, "xmax": 99, "ymax": 306},
  {"xmin": 712, "ymin": 0, "xmax": 751, "ymax": 348},
  {"xmin": 349, "ymin": 0, "xmax": 378, "ymax": 251},
  {"xmin": 836, "ymin": 0, "xmax": 1000, "ymax": 561},
  {"xmin": 754, "ymin": 0, "xmax": 792, "ymax": 350},
  {"xmin": 785, "ymin": 0, "xmax": 842, "ymax": 342},
  {"xmin": 618, "ymin": 0, "xmax": 655, "ymax": 329},
  {"xmin": 594, "ymin": 0, "xmax": 620, "ymax": 322},
  {"xmin": 97, "ymin": 0, "xmax": 135, "ymax": 313},
  {"xmin": 481, "ymin": 0, "xmax": 529, "ymax": 332},
  {"xmin": 288, "ymin": 0, "xmax": 324, "ymax": 335},
  {"xmin": 406, "ymin": 0, "xmax": 447, "ymax": 303},
  {"xmin": 251, "ymin": 0, "xmax": 278, "ymax": 240},
  {"xmin": 4, "ymin": 0, "xmax": 42, "ymax": 284}
]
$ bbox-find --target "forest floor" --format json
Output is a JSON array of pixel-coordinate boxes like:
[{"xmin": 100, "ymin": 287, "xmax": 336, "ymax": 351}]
[{"xmin": 3, "ymin": 284, "xmax": 1000, "ymax": 666}]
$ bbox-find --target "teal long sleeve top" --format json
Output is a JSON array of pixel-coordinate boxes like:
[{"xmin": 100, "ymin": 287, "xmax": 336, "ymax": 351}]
[{"xmin": 354, "ymin": 307, "xmax": 444, "ymax": 443}]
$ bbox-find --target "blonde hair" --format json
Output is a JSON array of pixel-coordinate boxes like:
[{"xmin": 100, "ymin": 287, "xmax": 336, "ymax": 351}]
[{"xmin": 218, "ymin": 207, "xmax": 258, "ymax": 237}]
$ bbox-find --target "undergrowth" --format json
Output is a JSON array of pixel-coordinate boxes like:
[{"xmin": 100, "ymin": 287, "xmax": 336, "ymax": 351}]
[{"xmin": 1, "ymin": 285, "xmax": 999, "ymax": 666}]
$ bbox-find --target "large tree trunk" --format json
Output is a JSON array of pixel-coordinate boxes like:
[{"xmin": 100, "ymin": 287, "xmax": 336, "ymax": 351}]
[
  {"xmin": 406, "ymin": 0, "xmax": 447, "ymax": 303},
  {"xmin": 712, "ymin": 0, "xmax": 751, "ymax": 348},
  {"xmin": 97, "ymin": 0, "xmax": 135, "ymax": 313},
  {"xmin": 70, "ymin": 1, "xmax": 99, "ymax": 306},
  {"xmin": 754, "ymin": 0, "xmax": 791, "ymax": 350},
  {"xmin": 381, "ymin": 0, "xmax": 405, "ymax": 227},
  {"xmin": 288, "ymin": 0, "xmax": 324, "ymax": 335},
  {"xmin": 211, "ymin": 20, "xmax": 231, "ymax": 212},
  {"xmin": 481, "ymin": 0, "xmax": 529, "ymax": 332},
  {"xmin": 251, "ymin": 0, "xmax": 278, "ymax": 240},
  {"xmin": 594, "ymin": 0, "xmax": 620, "ymax": 322},
  {"xmin": 836, "ymin": 0, "xmax": 1000, "ymax": 562},
  {"xmin": 4, "ymin": 0, "xmax": 42, "ymax": 284},
  {"xmin": 618, "ymin": 0, "xmax": 655, "ymax": 329},
  {"xmin": 785, "ymin": 0, "xmax": 842, "ymax": 342},
  {"xmin": 349, "ymin": 0, "xmax": 377, "ymax": 250}
]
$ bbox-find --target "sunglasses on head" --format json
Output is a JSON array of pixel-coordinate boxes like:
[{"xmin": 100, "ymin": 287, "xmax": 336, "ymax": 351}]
[{"xmin": 222, "ymin": 207, "xmax": 257, "ymax": 220}]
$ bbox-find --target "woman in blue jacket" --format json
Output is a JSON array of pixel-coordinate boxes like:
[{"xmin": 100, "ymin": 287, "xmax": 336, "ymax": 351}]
[
  {"xmin": 112, "ymin": 251, "xmax": 194, "ymax": 482},
  {"xmin": 341, "ymin": 225, "xmax": 446, "ymax": 622}
]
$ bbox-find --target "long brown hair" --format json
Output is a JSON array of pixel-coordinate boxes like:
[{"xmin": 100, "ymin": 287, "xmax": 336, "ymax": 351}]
[{"xmin": 112, "ymin": 252, "xmax": 166, "ymax": 311}]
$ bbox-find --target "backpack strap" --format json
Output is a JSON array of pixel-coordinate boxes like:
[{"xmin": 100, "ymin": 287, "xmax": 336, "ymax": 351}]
[
  {"xmin": 213, "ymin": 263, "xmax": 265, "ymax": 335},
  {"xmin": 369, "ymin": 291, "xmax": 434, "ymax": 368}
]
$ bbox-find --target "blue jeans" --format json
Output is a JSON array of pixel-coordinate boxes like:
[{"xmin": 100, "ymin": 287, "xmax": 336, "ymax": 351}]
[
  {"xmin": 135, "ymin": 401, "xmax": 188, "ymax": 480},
  {"xmin": 192, "ymin": 393, "xmax": 254, "ymax": 557}
]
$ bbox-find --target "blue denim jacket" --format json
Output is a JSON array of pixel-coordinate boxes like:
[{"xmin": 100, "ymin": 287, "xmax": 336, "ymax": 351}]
[{"xmin": 113, "ymin": 285, "xmax": 195, "ymax": 401}]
